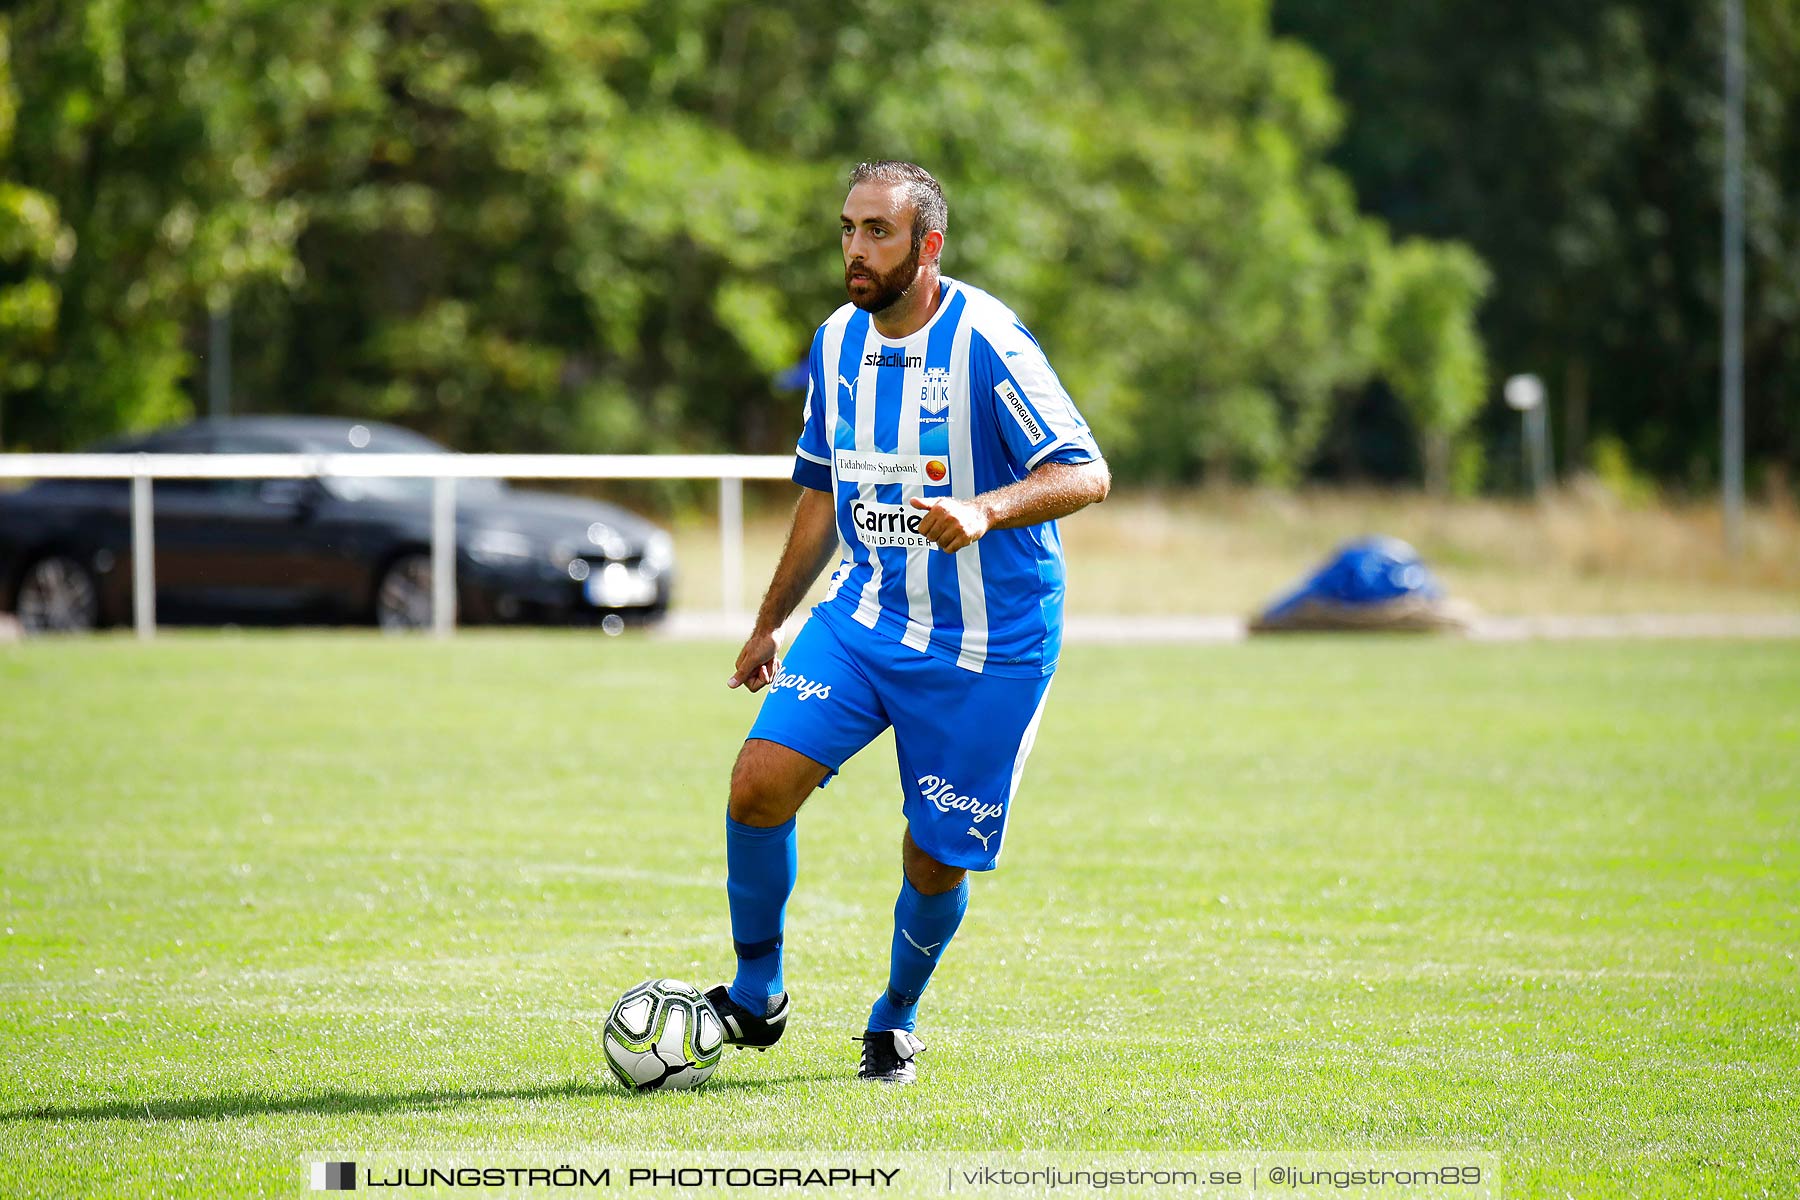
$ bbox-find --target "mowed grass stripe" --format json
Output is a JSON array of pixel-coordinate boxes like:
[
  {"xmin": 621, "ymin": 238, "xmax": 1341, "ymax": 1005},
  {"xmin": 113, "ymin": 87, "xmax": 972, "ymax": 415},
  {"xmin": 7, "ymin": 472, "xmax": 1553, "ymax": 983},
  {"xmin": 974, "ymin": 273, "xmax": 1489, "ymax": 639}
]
[{"xmin": 1, "ymin": 633, "xmax": 1795, "ymax": 1198}]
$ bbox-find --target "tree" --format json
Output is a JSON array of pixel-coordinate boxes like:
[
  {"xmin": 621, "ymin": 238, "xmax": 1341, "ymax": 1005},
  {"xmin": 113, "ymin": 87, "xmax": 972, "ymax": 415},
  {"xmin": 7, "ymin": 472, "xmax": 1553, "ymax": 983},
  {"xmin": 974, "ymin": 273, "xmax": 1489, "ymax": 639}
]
[
  {"xmin": 1275, "ymin": 0, "xmax": 1800, "ymax": 487},
  {"xmin": 1374, "ymin": 241, "xmax": 1490, "ymax": 493},
  {"xmin": 4, "ymin": 1, "xmax": 309, "ymax": 449},
  {"xmin": 0, "ymin": 17, "xmax": 73, "ymax": 448},
  {"xmin": 6, "ymin": 0, "xmax": 1487, "ymax": 490}
]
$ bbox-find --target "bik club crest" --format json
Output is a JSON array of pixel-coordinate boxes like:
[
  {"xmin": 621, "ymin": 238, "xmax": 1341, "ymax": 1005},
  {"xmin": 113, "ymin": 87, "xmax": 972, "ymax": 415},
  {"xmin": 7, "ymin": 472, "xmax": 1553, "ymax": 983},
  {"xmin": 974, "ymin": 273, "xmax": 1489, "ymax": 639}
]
[{"xmin": 920, "ymin": 367, "xmax": 952, "ymax": 415}]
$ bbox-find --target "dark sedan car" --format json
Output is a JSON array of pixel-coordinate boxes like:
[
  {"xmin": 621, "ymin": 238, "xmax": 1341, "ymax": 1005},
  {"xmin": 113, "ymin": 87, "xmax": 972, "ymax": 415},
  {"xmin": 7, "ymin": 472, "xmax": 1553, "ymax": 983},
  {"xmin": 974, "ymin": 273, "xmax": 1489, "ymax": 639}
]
[{"xmin": 0, "ymin": 417, "xmax": 675, "ymax": 632}]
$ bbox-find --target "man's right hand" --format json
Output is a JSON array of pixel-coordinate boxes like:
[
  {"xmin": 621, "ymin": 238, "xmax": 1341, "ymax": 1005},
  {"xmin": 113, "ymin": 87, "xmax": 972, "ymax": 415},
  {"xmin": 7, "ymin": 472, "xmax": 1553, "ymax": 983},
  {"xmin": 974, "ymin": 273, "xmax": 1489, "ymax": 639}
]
[
  {"xmin": 728, "ymin": 630, "xmax": 781, "ymax": 692},
  {"xmin": 728, "ymin": 487, "xmax": 837, "ymax": 693}
]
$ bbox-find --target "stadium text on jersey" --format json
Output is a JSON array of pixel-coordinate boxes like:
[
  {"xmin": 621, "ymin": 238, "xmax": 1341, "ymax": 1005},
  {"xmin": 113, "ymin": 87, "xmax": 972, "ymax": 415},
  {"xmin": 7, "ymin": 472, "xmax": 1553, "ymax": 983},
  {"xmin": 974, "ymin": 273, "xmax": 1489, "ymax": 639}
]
[{"xmin": 863, "ymin": 350, "xmax": 922, "ymax": 368}]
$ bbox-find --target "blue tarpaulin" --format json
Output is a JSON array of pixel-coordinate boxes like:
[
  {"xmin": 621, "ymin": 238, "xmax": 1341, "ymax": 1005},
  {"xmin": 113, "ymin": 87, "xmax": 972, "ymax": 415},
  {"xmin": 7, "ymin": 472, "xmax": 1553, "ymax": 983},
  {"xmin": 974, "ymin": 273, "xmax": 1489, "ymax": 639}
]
[{"xmin": 1253, "ymin": 537, "xmax": 1460, "ymax": 633}]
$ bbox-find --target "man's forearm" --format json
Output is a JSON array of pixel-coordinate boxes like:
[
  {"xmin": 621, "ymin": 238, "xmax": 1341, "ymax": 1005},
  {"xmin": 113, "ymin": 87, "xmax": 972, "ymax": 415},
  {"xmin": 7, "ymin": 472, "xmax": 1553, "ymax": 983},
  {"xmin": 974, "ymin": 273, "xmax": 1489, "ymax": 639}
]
[
  {"xmin": 978, "ymin": 459, "xmax": 1111, "ymax": 531},
  {"xmin": 752, "ymin": 488, "xmax": 840, "ymax": 635}
]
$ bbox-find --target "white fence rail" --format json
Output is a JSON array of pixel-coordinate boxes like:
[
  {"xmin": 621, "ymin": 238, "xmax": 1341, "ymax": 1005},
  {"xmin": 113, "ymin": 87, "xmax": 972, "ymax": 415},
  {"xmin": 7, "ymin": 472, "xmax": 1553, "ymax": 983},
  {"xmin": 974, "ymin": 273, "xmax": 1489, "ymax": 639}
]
[{"xmin": 0, "ymin": 453, "xmax": 794, "ymax": 639}]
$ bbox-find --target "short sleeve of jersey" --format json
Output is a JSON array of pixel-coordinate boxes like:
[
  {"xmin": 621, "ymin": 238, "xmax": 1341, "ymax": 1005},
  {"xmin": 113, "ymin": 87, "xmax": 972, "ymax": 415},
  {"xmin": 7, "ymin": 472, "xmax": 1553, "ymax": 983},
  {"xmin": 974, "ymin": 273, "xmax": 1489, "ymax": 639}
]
[
  {"xmin": 974, "ymin": 324, "xmax": 1101, "ymax": 473},
  {"xmin": 792, "ymin": 331, "xmax": 833, "ymax": 492}
]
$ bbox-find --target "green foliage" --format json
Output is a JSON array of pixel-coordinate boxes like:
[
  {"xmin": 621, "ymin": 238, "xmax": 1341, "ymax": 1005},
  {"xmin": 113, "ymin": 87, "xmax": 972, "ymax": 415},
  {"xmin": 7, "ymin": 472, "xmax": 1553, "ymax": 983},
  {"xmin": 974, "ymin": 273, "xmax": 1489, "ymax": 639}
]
[
  {"xmin": 3, "ymin": 1, "xmax": 312, "ymax": 447},
  {"xmin": 1275, "ymin": 0, "xmax": 1800, "ymax": 484},
  {"xmin": 5, "ymin": 0, "xmax": 1485, "ymax": 484},
  {"xmin": 0, "ymin": 18, "xmax": 73, "ymax": 442},
  {"xmin": 1373, "ymin": 239, "xmax": 1491, "ymax": 491},
  {"xmin": 1589, "ymin": 434, "xmax": 1660, "ymax": 506},
  {"xmin": 1449, "ymin": 435, "xmax": 1487, "ymax": 498}
]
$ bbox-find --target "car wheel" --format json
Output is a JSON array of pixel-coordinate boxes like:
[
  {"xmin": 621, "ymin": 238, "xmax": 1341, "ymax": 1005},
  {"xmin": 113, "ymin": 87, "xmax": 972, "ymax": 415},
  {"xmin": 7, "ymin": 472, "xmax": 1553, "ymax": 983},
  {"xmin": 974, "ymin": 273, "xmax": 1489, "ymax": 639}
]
[
  {"xmin": 374, "ymin": 554, "xmax": 435, "ymax": 632},
  {"xmin": 16, "ymin": 555, "xmax": 101, "ymax": 634}
]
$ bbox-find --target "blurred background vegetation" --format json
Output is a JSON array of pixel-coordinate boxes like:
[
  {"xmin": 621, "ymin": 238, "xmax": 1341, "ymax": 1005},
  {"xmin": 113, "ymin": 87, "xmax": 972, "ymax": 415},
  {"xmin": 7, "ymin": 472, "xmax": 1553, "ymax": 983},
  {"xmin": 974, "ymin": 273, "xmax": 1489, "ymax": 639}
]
[{"xmin": 0, "ymin": 0, "xmax": 1794, "ymax": 497}]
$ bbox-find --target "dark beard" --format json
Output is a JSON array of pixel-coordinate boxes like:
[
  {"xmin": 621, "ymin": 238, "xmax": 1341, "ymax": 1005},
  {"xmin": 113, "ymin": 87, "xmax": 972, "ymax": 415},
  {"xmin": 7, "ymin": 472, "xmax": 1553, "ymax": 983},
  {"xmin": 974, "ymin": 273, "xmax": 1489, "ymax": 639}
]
[{"xmin": 845, "ymin": 241, "xmax": 922, "ymax": 314}]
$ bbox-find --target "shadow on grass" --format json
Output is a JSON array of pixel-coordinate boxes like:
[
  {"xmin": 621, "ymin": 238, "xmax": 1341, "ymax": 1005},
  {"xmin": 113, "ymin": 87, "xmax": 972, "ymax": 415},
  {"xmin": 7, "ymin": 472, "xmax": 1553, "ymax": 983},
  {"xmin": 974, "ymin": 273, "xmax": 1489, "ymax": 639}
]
[{"xmin": 2, "ymin": 1072, "xmax": 842, "ymax": 1123}]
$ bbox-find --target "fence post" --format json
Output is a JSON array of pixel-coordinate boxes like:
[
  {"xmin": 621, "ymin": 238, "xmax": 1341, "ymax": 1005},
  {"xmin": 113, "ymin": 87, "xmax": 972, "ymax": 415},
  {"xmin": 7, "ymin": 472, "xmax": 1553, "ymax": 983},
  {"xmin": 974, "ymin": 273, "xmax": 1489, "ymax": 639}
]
[
  {"xmin": 131, "ymin": 464, "xmax": 156, "ymax": 640},
  {"xmin": 431, "ymin": 474, "xmax": 456, "ymax": 637}
]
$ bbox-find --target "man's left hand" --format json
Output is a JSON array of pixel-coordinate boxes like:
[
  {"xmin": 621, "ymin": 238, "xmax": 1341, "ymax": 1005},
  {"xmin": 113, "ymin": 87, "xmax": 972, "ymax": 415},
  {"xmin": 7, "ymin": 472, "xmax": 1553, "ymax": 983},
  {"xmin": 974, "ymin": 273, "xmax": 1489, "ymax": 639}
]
[{"xmin": 908, "ymin": 496, "xmax": 990, "ymax": 553}]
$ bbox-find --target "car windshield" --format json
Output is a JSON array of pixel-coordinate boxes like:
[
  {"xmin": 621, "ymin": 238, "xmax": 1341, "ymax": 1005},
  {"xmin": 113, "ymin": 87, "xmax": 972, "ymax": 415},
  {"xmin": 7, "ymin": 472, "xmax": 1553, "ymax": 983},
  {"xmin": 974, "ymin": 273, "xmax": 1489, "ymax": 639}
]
[
  {"xmin": 303, "ymin": 425, "xmax": 504, "ymax": 503},
  {"xmin": 322, "ymin": 474, "xmax": 506, "ymax": 503},
  {"xmin": 74, "ymin": 421, "xmax": 505, "ymax": 502}
]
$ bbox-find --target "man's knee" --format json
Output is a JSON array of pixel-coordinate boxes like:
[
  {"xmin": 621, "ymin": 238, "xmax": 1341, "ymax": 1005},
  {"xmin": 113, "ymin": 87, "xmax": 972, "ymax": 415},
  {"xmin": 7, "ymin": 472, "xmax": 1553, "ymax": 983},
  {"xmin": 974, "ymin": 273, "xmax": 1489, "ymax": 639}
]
[
  {"xmin": 902, "ymin": 829, "xmax": 967, "ymax": 895},
  {"xmin": 728, "ymin": 739, "xmax": 825, "ymax": 827}
]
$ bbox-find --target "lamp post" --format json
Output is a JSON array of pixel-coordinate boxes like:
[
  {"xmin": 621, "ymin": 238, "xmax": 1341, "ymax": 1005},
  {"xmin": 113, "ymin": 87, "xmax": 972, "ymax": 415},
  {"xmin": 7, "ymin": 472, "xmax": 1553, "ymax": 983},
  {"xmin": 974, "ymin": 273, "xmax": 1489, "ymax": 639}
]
[
  {"xmin": 1505, "ymin": 374, "xmax": 1550, "ymax": 496},
  {"xmin": 1722, "ymin": 0, "xmax": 1745, "ymax": 553}
]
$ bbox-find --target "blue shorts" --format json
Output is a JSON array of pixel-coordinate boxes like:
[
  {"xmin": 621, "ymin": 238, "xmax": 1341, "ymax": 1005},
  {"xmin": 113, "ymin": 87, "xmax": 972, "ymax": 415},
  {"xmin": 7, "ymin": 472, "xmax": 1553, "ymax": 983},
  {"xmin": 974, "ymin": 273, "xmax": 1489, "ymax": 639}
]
[{"xmin": 745, "ymin": 606, "xmax": 1055, "ymax": 871}]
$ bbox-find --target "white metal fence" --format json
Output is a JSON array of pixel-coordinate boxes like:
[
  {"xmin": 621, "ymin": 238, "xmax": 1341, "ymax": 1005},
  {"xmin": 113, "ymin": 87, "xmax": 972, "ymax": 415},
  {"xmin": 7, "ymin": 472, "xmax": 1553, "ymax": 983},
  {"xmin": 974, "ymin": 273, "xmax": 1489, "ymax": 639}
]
[{"xmin": 0, "ymin": 453, "xmax": 794, "ymax": 638}]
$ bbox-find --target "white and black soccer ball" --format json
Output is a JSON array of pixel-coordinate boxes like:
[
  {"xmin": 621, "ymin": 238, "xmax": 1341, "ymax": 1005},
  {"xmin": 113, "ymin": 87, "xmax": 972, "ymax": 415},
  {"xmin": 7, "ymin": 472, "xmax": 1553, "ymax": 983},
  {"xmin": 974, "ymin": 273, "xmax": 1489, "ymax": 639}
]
[{"xmin": 602, "ymin": 978, "xmax": 725, "ymax": 1091}]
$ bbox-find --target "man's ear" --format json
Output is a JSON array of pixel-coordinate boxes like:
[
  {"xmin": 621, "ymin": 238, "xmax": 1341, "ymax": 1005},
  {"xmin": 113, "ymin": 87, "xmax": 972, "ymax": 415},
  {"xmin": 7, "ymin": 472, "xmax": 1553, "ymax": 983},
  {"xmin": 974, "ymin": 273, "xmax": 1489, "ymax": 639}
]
[{"xmin": 921, "ymin": 228, "xmax": 945, "ymax": 266}]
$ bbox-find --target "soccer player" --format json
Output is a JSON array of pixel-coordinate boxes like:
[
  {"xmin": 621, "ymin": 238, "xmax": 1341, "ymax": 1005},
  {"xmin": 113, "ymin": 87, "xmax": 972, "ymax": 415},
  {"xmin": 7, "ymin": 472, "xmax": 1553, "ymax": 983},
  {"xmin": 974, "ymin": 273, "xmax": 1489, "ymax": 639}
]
[{"xmin": 705, "ymin": 161, "xmax": 1110, "ymax": 1084}]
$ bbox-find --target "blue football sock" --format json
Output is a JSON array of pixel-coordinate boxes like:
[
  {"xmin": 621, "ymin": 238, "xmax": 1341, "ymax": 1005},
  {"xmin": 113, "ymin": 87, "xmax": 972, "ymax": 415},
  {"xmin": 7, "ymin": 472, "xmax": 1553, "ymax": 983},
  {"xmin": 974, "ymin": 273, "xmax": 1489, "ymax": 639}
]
[
  {"xmin": 867, "ymin": 877, "xmax": 969, "ymax": 1033},
  {"xmin": 725, "ymin": 815, "xmax": 797, "ymax": 1012}
]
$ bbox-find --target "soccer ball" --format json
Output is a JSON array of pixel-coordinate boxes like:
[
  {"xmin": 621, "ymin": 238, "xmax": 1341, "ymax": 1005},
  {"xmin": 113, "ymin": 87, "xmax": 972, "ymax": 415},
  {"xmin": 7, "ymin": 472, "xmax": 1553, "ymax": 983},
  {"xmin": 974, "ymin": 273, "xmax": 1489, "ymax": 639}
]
[{"xmin": 602, "ymin": 978, "xmax": 725, "ymax": 1091}]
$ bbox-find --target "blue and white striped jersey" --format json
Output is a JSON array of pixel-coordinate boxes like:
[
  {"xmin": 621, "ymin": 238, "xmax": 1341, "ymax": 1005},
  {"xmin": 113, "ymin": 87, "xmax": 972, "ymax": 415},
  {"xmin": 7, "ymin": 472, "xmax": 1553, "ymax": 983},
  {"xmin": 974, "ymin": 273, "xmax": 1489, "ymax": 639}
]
[{"xmin": 790, "ymin": 278, "xmax": 1101, "ymax": 677}]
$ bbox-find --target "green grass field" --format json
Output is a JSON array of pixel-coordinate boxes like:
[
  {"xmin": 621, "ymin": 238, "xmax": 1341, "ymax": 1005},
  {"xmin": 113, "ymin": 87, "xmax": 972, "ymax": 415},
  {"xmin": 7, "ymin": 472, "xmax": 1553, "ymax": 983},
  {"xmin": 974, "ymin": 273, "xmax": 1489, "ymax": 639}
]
[{"xmin": 1, "ymin": 633, "xmax": 1796, "ymax": 1197}]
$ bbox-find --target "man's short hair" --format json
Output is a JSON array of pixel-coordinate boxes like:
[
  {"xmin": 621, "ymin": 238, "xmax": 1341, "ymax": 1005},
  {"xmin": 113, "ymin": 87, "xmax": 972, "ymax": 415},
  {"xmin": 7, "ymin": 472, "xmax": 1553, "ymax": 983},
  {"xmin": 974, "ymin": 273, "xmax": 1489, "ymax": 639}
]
[{"xmin": 849, "ymin": 160, "xmax": 948, "ymax": 254}]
